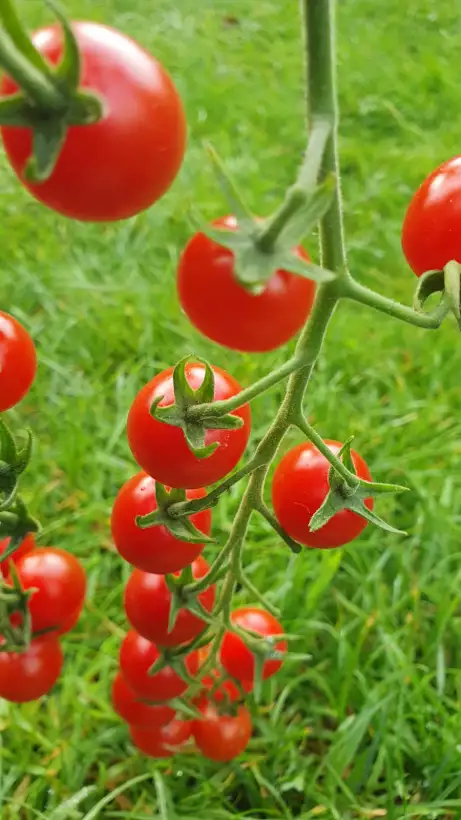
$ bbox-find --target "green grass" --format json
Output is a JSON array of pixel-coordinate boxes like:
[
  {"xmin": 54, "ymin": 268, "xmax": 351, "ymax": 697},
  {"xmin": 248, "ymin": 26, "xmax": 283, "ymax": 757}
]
[{"xmin": 2, "ymin": 0, "xmax": 461, "ymax": 817}]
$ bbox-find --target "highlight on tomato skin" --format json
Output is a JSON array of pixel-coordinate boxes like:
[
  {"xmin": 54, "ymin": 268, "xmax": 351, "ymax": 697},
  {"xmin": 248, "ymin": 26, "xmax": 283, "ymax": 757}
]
[
  {"xmin": 0, "ymin": 22, "xmax": 187, "ymax": 222},
  {"xmin": 177, "ymin": 215, "xmax": 316, "ymax": 353},
  {"xmin": 127, "ymin": 362, "xmax": 252, "ymax": 490},
  {"xmin": 0, "ymin": 312, "xmax": 37, "ymax": 413},
  {"xmin": 271, "ymin": 439, "xmax": 373, "ymax": 549},
  {"xmin": 401, "ymin": 156, "xmax": 461, "ymax": 277},
  {"xmin": 111, "ymin": 472, "xmax": 212, "ymax": 575}
]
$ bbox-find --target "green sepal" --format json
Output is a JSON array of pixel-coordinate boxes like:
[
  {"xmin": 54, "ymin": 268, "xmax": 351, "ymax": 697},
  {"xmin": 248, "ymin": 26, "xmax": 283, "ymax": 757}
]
[
  {"xmin": 206, "ymin": 143, "xmax": 254, "ymax": 228},
  {"xmin": 276, "ymin": 174, "xmax": 336, "ymax": 248},
  {"xmin": 167, "ymin": 586, "xmax": 182, "ymax": 634},
  {"xmin": 151, "ymin": 357, "xmax": 243, "ymax": 459},
  {"xmin": 26, "ymin": 118, "xmax": 66, "ymax": 182},
  {"xmin": 47, "ymin": 0, "xmax": 81, "ymax": 91},
  {"xmin": 136, "ymin": 483, "xmax": 214, "ymax": 545},
  {"xmin": 0, "ymin": 421, "xmax": 33, "ymax": 508},
  {"xmin": 0, "ymin": 496, "xmax": 40, "ymax": 549},
  {"xmin": 413, "ymin": 262, "xmax": 460, "ymax": 329},
  {"xmin": 167, "ymin": 697, "xmax": 202, "ymax": 720},
  {"xmin": 0, "ymin": 0, "xmax": 54, "ymax": 76},
  {"xmin": 148, "ymin": 651, "xmax": 197, "ymax": 685}
]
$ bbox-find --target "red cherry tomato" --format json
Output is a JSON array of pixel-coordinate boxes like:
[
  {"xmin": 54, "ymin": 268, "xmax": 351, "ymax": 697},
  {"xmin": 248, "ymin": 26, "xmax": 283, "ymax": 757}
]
[
  {"xmin": 112, "ymin": 672, "xmax": 175, "ymax": 728},
  {"xmin": 192, "ymin": 700, "xmax": 252, "ymax": 762},
  {"xmin": 0, "ymin": 637, "xmax": 63, "ymax": 702},
  {"xmin": 119, "ymin": 630, "xmax": 198, "ymax": 702},
  {"xmin": 124, "ymin": 556, "xmax": 215, "ymax": 648},
  {"xmin": 198, "ymin": 644, "xmax": 253, "ymax": 704},
  {"xmin": 46, "ymin": 603, "xmax": 83, "ymax": 637},
  {"xmin": 129, "ymin": 718, "xmax": 192, "ymax": 758},
  {"xmin": 402, "ymin": 156, "xmax": 461, "ymax": 276},
  {"xmin": 111, "ymin": 472, "xmax": 212, "ymax": 574},
  {"xmin": 272, "ymin": 440, "xmax": 373, "ymax": 548},
  {"xmin": 0, "ymin": 312, "xmax": 37, "ymax": 412},
  {"xmin": 178, "ymin": 215, "xmax": 316, "ymax": 353},
  {"xmin": 127, "ymin": 363, "xmax": 251, "ymax": 489},
  {"xmin": 14, "ymin": 548, "xmax": 86, "ymax": 633},
  {"xmin": 0, "ymin": 533, "xmax": 35, "ymax": 579},
  {"xmin": 0, "ymin": 23, "xmax": 186, "ymax": 222},
  {"xmin": 220, "ymin": 607, "xmax": 286, "ymax": 684}
]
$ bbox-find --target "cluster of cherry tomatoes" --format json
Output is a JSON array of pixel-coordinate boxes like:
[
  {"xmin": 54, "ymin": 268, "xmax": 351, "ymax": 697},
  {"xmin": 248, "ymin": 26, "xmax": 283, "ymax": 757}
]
[{"xmin": 0, "ymin": 312, "xmax": 86, "ymax": 702}]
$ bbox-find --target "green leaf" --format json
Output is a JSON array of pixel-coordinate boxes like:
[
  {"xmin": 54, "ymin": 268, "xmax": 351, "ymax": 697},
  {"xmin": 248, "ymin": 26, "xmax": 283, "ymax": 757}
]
[
  {"xmin": 206, "ymin": 143, "xmax": 254, "ymax": 227},
  {"xmin": 25, "ymin": 119, "xmax": 66, "ymax": 182}
]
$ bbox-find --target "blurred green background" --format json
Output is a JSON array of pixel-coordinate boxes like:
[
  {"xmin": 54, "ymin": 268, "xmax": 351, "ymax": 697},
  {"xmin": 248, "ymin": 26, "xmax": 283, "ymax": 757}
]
[{"xmin": 2, "ymin": 0, "xmax": 461, "ymax": 817}]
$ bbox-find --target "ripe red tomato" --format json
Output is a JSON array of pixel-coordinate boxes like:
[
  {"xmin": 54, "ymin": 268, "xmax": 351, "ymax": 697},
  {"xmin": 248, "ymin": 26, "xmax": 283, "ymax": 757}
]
[
  {"xmin": 112, "ymin": 672, "xmax": 175, "ymax": 728},
  {"xmin": 220, "ymin": 608, "xmax": 286, "ymax": 684},
  {"xmin": 14, "ymin": 548, "xmax": 86, "ymax": 633},
  {"xmin": 127, "ymin": 363, "xmax": 251, "ymax": 489},
  {"xmin": 178, "ymin": 215, "xmax": 316, "ymax": 352},
  {"xmin": 192, "ymin": 700, "xmax": 252, "ymax": 762},
  {"xmin": 0, "ymin": 533, "xmax": 35, "ymax": 579},
  {"xmin": 129, "ymin": 718, "xmax": 192, "ymax": 758},
  {"xmin": 119, "ymin": 630, "xmax": 198, "ymax": 702},
  {"xmin": 0, "ymin": 23, "xmax": 186, "ymax": 222},
  {"xmin": 197, "ymin": 644, "xmax": 253, "ymax": 703},
  {"xmin": 0, "ymin": 637, "xmax": 63, "ymax": 702},
  {"xmin": 402, "ymin": 156, "xmax": 461, "ymax": 276},
  {"xmin": 0, "ymin": 312, "xmax": 37, "ymax": 412},
  {"xmin": 272, "ymin": 440, "xmax": 373, "ymax": 548},
  {"xmin": 111, "ymin": 472, "xmax": 212, "ymax": 574},
  {"xmin": 124, "ymin": 556, "xmax": 215, "ymax": 648}
]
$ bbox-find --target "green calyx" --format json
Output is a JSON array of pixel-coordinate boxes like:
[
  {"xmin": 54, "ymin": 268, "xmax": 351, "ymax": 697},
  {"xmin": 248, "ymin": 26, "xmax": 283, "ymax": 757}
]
[
  {"xmin": 0, "ymin": 563, "xmax": 33, "ymax": 651},
  {"xmin": 150, "ymin": 356, "xmax": 244, "ymax": 459},
  {"xmin": 0, "ymin": 496, "xmax": 39, "ymax": 550},
  {"xmin": 200, "ymin": 145, "xmax": 336, "ymax": 293},
  {"xmin": 413, "ymin": 260, "xmax": 461, "ymax": 328},
  {"xmin": 0, "ymin": 419, "xmax": 32, "ymax": 509},
  {"xmin": 0, "ymin": 0, "xmax": 103, "ymax": 181},
  {"xmin": 136, "ymin": 481, "xmax": 215, "ymax": 545},
  {"xmin": 309, "ymin": 439, "xmax": 409, "ymax": 536}
]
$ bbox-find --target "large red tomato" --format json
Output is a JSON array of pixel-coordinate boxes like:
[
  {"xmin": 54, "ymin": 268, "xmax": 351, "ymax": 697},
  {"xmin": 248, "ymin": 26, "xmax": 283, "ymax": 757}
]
[
  {"xmin": 129, "ymin": 718, "xmax": 192, "ymax": 758},
  {"xmin": 402, "ymin": 156, "xmax": 461, "ymax": 276},
  {"xmin": 124, "ymin": 555, "xmax": 215, "ymax": 647},
  {"xmin": 220, "ymin": 607, "xmax": 286, "ymax": 684},
  {"xmin": 0, "ymin": 23, "xmax": 186, "ymax": 222},
  {"xmin": 112, "ymin": 672, "xmax": 175, "ymax": 728},
  {"xmin": 111, "ymin": 472, "xmax": 212, "ymax": 574},
  {"xmin": 13, "ymin": 548, "xmax": 86, "ymax": 633},
  {"xmin": 178, "ymin": 216, "xmax": 316, "ymax": 352},
  {"xmin": 119, "ymin": 630, "xmax": 198, "ymax": 702},
  {"xmin": 192, "ymin": 700, "xmax": 252, "ymax": 762},
  {"xmin": 127, "ymin": 363, "xmax": 251, "ymax": 489},
  {"xmin": 0, "ymin": 312, "xmax": 37, "ymax": 412},
  {"xmin": 272, "ymin": 440, "xmax": 373, "ymax": 548},
  {"xmin": 0, "ymin": 637, "xmax": 63, "ymax": 702}
]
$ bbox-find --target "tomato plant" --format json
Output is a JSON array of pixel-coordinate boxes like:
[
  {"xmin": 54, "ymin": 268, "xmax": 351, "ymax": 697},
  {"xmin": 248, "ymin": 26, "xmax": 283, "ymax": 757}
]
[
  {"xmin": 178, "ymin": 215, "xmax": 316, "ymax": 352},
  {"xmin": 13, "ymin": 548, "xmax": 86, "ymax": 633},
  {"xmin": 111, "ymin": 472, "xmax": 212, "ymax": 574},
  {"xmin": 220, "ymin": 608, "xmax": 286, "ymax": 684},
  {"xmin": 0, "ymin": 312, "xmax": 37, "ymax": 412},
  {"xmin": 272, "ymin": 440, "xmax": 373, "ymax": 548},
  {"xmin": 127, "ymin": 362, "xmax": 251, "ymax": 489},
  {"xmin": 0, "ymin": 637, "xmax": 63, "ymax": 702},
  {"xmin": 0, "ymin": 23, "xmax": 186, "ymax": 223},
  {"xmin": 124, "ymin": 556, "xmax": 215, "ymax": 648},
  {"xmin": 129, "ymin": 718, "xmax": 192, "ymax": 758},
  {"xmin": 402, "ymin": 157, "xmax": 461, "ymax": 277},
  {"xmin": 119, "ymin": 630, "xmax": 198, "ymax": 702},
  {"xmin": 192, "ymin": 700, "xmax": 252, "ymax": 762},
  {"xmin": 0, "ymin": 533, "xmax": 35, "ymax": 579},
  {"xmin": 112, "ymin": 671, "xmax": 175, "ymax": 728}
]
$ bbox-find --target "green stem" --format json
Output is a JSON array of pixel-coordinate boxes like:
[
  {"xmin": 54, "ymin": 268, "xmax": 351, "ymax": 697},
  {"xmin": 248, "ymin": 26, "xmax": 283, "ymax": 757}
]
[
  {"xmin": 256, "ymin": 501, "xmax": 302, "ymax": 554},
  {"xmin": 0, "ymin": 30, "xmax": 64, "ymax": 111},
  {"xmin": 344, "ymin": 277, "xmax": 450, "ymax": 329},
  {"xmin": 291, "ymin": 413, "xmax": 358, "ymax": 486}
]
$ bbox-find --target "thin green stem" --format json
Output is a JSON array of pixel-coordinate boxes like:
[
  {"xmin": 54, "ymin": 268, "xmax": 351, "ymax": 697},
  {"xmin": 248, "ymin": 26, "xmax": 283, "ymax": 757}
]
[
  {"xmin": 256, "ymin": 501, "xmax": 302, "ymax": 554},
  {"xmin": 291, "ymin": 413, "xmax": 358, "ymax": 486},
  {"xmin": 0, "ymin": 30, "xmax": 64, "ymax": 111},
  {"xmin": 344, "ymin": 277, "xmax": 450, "ymax": 329}
]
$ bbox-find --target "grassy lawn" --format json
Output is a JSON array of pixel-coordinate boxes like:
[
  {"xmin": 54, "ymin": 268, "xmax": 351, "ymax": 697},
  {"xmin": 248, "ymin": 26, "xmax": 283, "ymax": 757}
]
[{"xmin": 2, "ymin": 0, "xmax": 461, "ymax": 817}]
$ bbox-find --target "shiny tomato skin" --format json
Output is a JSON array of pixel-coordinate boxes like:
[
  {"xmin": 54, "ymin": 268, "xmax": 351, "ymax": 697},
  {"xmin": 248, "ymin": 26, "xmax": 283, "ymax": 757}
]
[
  {"xmin": 220, "ymin": 607, "xmax": 286, "ymax": 684},
  {"xmin": 112, "ymin": 672, "xmax": 175, "ymax": 728},
  {"xmin": 130, "ymin": 718, "xmax": 192, "ymax": 758},
  {"xmin": 272, "ymin": 440, "xmax": 373, "ymax": 548},
  {"xmin": 0, "ymin": 23, "xmax": 186, "ymax": 222},
  {"xmin": 127, "ymin": 363, "xmax": 251, "ymax": 489},
  {"xmin": 0, "ymin": 312, "xmax": 37, "ymax": 412},
  {"xmin": 0, "ymin": 533, "xmax": 35, "ymax": 579},
  {"xmin": 119, "ymin": 630, "xmax": 198, "ymax": 702},
  {"xmin": 402, "ymin": 156, "xmax": 461, "ymax": 276},
  {"xmin": 14, "ymin": 548, "xmax": 86, "ymax": 633},
  {"xmin": 192, "ymin": 701, "xmax": 252, "ymax": 762},
  {"xmin": 111, "ymin": 472, "xmax": 211, "ymax": 574},
  {"xmin": 178, "ymin": 215, "xmax": 316, "ymax": 353},
  {"xmin": 0, "ymin": 637, "xmax": 63, "ymax": 702},
  {"xmin": 124, "ymin": 556, "xmax": 215, "ymax": 648}
]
